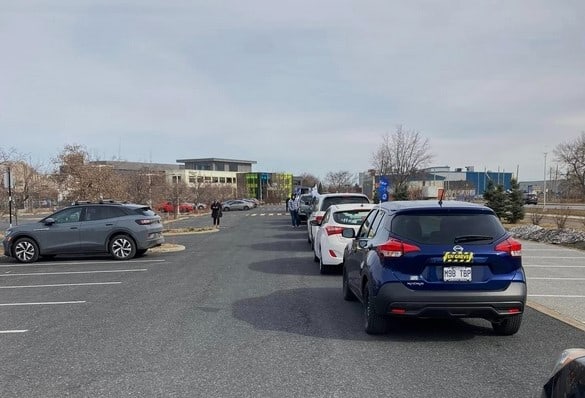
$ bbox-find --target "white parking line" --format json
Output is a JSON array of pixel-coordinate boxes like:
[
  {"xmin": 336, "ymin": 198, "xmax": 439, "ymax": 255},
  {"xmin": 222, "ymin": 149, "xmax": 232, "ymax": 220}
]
[
  {"xmin": 529, "ymin": 295, "xmax": 585, "ymax": 298},
  {"xmin": 0, "ymin": 330, "xmax": 28, "ymax": 334},
  {"xmin": 0, "ymin": 259, "xmax": 165, "ymax": 268},
  {"xmin": 0, "ymin": 269, "xmax": 147, "ymax": 277},
  {"xmin": 0, "ymin": 282, "xmax": 122, "ymax": 289},
  {"xmin": 524, "ymin": 265, "xmax": 585, "ymax": 268},
  {"xmin": 528, "ymin": 277, "xmax": 585, "ymax": 281},
  {"xmin": 0, "ymin": 301, "xmax": 86, "ymax": 307}
]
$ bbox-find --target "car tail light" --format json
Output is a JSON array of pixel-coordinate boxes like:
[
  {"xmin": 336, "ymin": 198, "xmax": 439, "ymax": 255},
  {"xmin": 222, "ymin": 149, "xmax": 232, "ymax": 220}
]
[
  {"xmin": 325, "ymin": 226, "xmax": 344, "ymax": 236},
  {"xmin": 135, "ymin": 219, "xmax": 154, "ymax": 225},
  {"xmin": 377, "ymin": 239, "xmax": 420, "ymax": 258},
  {"xmin": 495, "ymin": 238, "xmax": 522, "ymax": 257},
  {"xmin": 315, "ymin": 215, "xmax": 324, "ymax": 223},
  {"xmin": 328, "ymin": 249, "xmax": 337, "ymax": 258}
]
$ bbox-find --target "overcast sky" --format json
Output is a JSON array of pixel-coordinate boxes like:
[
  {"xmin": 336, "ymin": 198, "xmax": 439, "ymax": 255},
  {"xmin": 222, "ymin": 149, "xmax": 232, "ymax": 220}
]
[{"xmin": 1, "ymin": 1, "xmax": 583, "ymax": 181}]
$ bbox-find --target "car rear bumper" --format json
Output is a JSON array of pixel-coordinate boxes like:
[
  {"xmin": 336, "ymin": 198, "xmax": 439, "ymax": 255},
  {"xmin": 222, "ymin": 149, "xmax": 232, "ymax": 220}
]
[{"xmin": 375, "ymin": 281, "xmax": 527, "ymax": 320}]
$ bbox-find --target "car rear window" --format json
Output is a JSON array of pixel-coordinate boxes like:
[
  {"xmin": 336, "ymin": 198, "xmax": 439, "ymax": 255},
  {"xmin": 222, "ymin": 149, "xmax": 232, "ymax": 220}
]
[
  {"xmin": 333, "ymin": 209, "xmax": 371, "ymax": 225},
  {"xmin": 131, "ymin": 207, "xmax": 157, "ymax": 216},
  {"xmin": 391, "ymin": 212, "xmax": 506, "ymax": 244},
  {"xmin": 320, "ymin": 196, "xmax": 369, "ymax": 212}
]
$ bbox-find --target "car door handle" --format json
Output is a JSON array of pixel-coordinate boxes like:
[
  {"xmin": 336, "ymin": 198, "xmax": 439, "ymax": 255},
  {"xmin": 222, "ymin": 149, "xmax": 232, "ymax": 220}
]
[
  {"xmin": 70, "ymin": 227, "xmax": 78, "ymax": 230},
  {"xmin": 105, "ymin": 223, "xmax": 113, "ymax": 226}
]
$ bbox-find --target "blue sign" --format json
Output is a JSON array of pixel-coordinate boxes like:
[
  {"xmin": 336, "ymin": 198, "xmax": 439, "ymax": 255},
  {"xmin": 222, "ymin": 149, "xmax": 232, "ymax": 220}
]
[{"xmin": 378, "ymin": 176, "xmax": 389, "ymax": 202}]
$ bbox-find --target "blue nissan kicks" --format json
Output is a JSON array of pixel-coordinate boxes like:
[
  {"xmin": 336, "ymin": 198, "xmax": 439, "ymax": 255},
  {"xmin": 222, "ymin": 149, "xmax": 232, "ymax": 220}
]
[{"xmin": 342, "ymin": 200, "xmax": 526, "ymax": 335}]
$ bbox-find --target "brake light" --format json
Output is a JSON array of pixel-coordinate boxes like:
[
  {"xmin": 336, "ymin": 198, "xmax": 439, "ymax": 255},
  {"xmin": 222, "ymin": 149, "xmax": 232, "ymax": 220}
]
[
  {"xmin": 377, "ymin": 239, "xmax": 420, "ymax": 258},
  {"xmin": 325, "ymin": 226, "xmax": 344, "ymax": 236},
  {"xmin": 135, "ymin": 219, "xmax": 153, "ymax": 225},
  {"xmin": 315, "ymin": 215, "xmax": 324, "ymax": 223},
  {"xmin": 495, "ymin": 238, "xmax": 522, "ymax": 257}
]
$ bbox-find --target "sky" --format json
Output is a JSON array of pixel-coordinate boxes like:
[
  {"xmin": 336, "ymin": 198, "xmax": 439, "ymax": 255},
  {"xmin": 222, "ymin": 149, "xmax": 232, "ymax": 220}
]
[{"xmin": 1, "ymin": 0, "xmax": 584, "ymax": 182}]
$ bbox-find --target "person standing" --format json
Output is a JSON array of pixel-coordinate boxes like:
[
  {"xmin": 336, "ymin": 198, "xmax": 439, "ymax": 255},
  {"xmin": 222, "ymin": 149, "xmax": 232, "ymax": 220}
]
[
  {"xmin": 289, "ymin": 194, "xmax": 301, "ymax": 228},
  {"xmin": 211, "ymin": 200, "xmax": 222, "ymax": 228}
]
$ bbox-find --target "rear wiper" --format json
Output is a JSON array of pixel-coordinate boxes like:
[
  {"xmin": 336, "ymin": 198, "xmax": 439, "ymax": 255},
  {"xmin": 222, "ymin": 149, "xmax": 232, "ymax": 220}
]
[{"xmin": 454, "ymin": 235, "xmax": 493, "ymax": 243}]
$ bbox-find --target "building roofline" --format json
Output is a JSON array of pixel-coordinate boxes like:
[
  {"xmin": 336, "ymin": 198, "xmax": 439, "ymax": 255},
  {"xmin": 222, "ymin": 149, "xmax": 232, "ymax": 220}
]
[{"xmin": 176, "ymin": 158, "xmax": 257, "ymax": 164}]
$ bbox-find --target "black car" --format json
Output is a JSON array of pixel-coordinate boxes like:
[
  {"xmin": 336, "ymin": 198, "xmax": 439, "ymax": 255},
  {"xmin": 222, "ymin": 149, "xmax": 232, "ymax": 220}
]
[
  {"xmin": 541, "ymin": 348, "xmax": 585, "ymax": 397},
  {"xmin": 524, "ymin": 193, "xmax": 538, "ymax": 205},
  {"xmin": 2, "ymin": 201, "xmax": 164, "ymax": 263}
]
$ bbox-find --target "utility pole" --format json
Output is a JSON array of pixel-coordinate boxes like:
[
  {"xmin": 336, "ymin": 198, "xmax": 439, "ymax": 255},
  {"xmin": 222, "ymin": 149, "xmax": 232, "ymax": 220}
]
[{"xmin": 543, "ymin": 152, "xmax": 547, "ymax": 209}]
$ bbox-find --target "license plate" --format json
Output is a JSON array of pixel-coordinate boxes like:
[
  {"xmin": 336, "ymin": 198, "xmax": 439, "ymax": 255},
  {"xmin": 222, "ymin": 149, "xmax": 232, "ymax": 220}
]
[{"xmin": 443, "ymin": 266, "xmax": 472, "ymax": 282}]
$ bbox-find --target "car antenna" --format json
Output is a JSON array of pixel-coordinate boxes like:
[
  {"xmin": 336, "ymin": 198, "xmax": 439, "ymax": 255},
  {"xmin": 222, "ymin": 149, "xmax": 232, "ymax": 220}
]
[{"xmin": 438, "ymin": 188, "xmax": 445, "ymax": 207}]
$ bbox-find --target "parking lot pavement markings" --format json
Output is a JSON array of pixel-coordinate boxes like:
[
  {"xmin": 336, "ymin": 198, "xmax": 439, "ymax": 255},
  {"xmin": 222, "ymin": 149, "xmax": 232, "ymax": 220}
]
[
  {"xmin": 528, "ymin": 277, "xmax": 585, "ymax": 281},
  {"xmin": 0, "ymin": 259, "xmax": 165, "ymax": 267},
  {"xmin": 0, "ymin": 330, "xmax": 28, "ymax": 334},
  {"xmin": 0, "ymin": 269, "xmax": 147, "ymax": 277},
  {"xmin": 0, "ymin": 282, "xmax": 122, "ymax": 289},
  {"xmin": 0, "ymin": 301, "xmax": 86, "ymax": 307},
  {"xmin": 523, "ymin": 265, "xmax": 585, "ymax": 268},
  {"xmin": 529, "ymin": 294, "xmax": 585, "ymax": 298}
]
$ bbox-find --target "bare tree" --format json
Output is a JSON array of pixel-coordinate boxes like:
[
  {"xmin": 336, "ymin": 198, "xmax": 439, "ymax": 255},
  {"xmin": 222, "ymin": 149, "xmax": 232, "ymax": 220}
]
[
  {"xmin": 324, "ymin": 170, "xmax": 355, "ymax": 192},
  {"xmin": 51, "ymin": 144, "xmax": 127, "ymax": 202},
  {"xmin": 371, "ymin": 125, "xmax": 433, "ymax": 194},
  {"xmin": 298, "ymin": 172, "xmax": 320, "ymax": 188},
  {"xmin": 554, "ymin": 132, "xmax": 585, "ymax": 198}
]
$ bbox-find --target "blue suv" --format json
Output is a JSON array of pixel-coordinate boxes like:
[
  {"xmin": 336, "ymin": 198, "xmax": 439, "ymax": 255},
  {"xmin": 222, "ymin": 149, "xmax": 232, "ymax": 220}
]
[{"xmin": 342, "ymin": 200, "xmax": 526, "ymax": 335}]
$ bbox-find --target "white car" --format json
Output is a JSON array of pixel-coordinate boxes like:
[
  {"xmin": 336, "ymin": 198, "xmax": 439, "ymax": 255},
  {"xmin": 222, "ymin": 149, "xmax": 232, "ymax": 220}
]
[
  {"xmin": 306, "ymin": 193, "xmax": 370, "ymax": 249},
  {"xmin": 312, "ymin": 203, "xmax": 376, "ymax": 274}
]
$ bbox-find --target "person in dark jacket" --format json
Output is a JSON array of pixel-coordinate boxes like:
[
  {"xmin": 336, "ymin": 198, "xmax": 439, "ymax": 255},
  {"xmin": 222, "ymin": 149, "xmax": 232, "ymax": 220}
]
[{"xmin": 210, "ymin": 200, "xmax": 222, "ymax": 228}]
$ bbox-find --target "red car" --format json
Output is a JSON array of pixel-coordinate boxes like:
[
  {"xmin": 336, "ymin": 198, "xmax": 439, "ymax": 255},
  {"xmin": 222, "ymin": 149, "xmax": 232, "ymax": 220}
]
[{"xmin": 156, "ymin": 202, "xmax": 193, "ymax": 213}]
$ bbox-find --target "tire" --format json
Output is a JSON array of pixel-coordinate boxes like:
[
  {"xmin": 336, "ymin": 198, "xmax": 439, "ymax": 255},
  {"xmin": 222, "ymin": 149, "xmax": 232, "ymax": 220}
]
[
  {"xmin": 223, "ymin": 207, "xmax": 230, "ymax": 211},
  {"xmin": 13, "ymin": 237, "xmax": 40, "ymax": 263},
  {"xmin": 319, "ymin": 257, "xmax": 330, "ymax": 274},
  {"xmin": 342, "ymin": 265, "xmax": 357, "ymax": 301},
  {"xmin": 135, "ymin": 249, "xmax": 148, "ymax": 258},
  {"xmin": 491, "ymin": 314, "xmax": 522, "ymax": 335},
  {"xmin": 109, "ymin": 234, "xmax": 136, "ymax": 260},
  {"xmin": 363, "ymin": 281, "xmax": 389, "ymax": 334},
  {"xmin": 243, "ymin": 206, "xmax": 249, "ymax": 210}
]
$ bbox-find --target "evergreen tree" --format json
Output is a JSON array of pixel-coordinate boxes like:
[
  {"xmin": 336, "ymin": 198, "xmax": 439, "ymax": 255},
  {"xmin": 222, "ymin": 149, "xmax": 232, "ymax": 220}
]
[
  {"xmin": 483, "ymin": 180, "xmax": 507, "ymax": 219},
  {"xmin": 393, "ymin": 183, "xmax": 409, "ymax": 200},
  {"xmin": 504, "ymin": 178, "xmax": 525, "ymax": 223}
]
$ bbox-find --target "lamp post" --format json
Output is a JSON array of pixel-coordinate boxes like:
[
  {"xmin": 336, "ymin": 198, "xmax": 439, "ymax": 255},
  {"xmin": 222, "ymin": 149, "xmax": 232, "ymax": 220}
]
[{"xmin": 543, "ymin": 152, "xmax": 547, "ymax": 209}]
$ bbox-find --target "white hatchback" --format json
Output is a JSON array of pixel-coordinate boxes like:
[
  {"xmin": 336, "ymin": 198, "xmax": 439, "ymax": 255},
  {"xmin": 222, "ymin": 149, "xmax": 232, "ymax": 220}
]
[
  {"xmin": 306, "ymin": 193, "xmax": 370, "ymax": 249},
  {"xmin": 312, "ymin": 203, "xmax": 376, "ymax": 274}
]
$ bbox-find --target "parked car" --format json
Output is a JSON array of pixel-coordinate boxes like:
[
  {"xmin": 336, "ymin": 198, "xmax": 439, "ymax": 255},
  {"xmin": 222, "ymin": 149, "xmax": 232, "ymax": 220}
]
[
  {"xmin": 524, "ymin": 193, "xmax": 538, "ymax": 205},
  {"xmin": 298, "ymin": 194, "xmax": 314, "ymax": 222},
  {"xmin": 306, "ymin": 193, "xmax": 370, "ymax": 249},
  {"xmin": 342, "ymin": 200, "xmax": 527, "ymax": 335},
  {"xmin": 156, "ymin": 201, "xmax": 194, "ymax": 213},
  {"xmin": 222, "ymin": 199, "xmax": 253, "ymax": 211},
  {"xmin": 312, "ymin": 203, "xmax": 376, "ymax": 274},
  {"xmin": 194, "ymin": 202, "xmax": 207, "ymax": 210},
  {"xmin": 541, "ymin": 348, "xmax": 585, "ymax": 397},
  {"xmin": 2, "ymin": 201, "xmax": 164, "ymax": 263}
]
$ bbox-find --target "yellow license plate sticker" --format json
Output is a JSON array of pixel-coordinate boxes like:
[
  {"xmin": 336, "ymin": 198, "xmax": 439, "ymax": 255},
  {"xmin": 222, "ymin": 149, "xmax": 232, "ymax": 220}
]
[{"xmin": 443, "ymin": 251, "xmax": 474, "ymax": 263}]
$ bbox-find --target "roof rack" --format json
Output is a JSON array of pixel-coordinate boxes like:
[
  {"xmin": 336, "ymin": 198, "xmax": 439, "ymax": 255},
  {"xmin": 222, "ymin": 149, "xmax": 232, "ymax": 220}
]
[{"xmin": 72, "ymin": 200, "xmax": 125, "ymax": 205}]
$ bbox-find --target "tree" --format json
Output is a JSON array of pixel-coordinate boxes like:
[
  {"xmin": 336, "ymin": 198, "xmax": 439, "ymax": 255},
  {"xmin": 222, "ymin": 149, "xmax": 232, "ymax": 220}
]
[
  {"xmin": 504, "ymin": 178, "xmax": 525, "ymax": 224},
  {"xmin": 483, "ymin": 180, "xmax": 507, "ymax": 219},
  {"xmin": 298, "ymin": 173, "xmax": 319, "ymax": 188},
  {"xmin": 371, "ymin": 125, "xmax": 433, "ymax": 196},
  {"xmin": 554, "ymin": 132, "xmax": 585, "ymax": 199},
  {"xmin": 51, "ymin": 144, "xmax": 127, "ymax": 202},
  {"xmin": 324, "ymin": 170, "xmax": 355, "ymax": 192}
]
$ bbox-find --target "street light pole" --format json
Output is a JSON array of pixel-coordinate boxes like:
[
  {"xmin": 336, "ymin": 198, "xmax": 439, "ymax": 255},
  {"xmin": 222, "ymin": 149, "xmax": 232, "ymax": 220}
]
[{"xmin": 543, "ymin": 152, "xmax": 547, "ymax": 209}]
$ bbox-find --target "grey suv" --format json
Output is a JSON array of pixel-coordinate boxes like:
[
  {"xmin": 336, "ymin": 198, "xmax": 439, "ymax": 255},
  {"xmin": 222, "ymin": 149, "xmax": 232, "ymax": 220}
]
[{"xmin": 2, "ymin": 201, "xmax": 164, "ymax": 263}]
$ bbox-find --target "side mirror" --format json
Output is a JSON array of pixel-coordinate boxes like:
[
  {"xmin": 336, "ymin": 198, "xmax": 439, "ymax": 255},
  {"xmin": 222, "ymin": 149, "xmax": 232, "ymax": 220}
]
[
  {"xmin": 342, "ymin": 228, "xmax": 355, "ymax": 238},
  {"xmin": 44, "ymin": 218, "xmax": 56, "ymax": 225}
]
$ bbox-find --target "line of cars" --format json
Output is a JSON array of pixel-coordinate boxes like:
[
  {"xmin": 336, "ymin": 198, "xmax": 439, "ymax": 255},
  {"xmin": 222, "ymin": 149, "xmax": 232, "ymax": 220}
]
[{"xmin": 303, "ymin": 192, "xmax": 527, "ymax": 336}]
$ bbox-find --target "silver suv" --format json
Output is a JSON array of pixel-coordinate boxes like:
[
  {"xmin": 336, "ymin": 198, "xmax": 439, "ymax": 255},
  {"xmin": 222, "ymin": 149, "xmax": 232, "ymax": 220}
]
[{"xmin": 2, "ymin": 201, "xmax": 164, "ymax": 263}]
